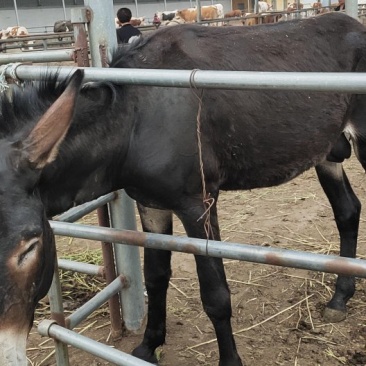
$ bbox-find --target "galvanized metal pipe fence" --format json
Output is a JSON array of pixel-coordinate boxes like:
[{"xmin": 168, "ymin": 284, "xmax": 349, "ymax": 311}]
[
  {"xmin": 50, "ymin": 221, "xmax": 366, "ymax": 279},
  {"xmin": 3, "ymin": 64, "xmax": 366, "ymax": 93},
  {"xmin": 45, "ymin": 190, "xmax": 148, "ymax": 366},
  {"xmin": 38, "ymin": 320, "xmax": 153, "ymax": 366},
  {"xmin": 32, "ymin": 65, "xmax": 366, "ymax": 363}
]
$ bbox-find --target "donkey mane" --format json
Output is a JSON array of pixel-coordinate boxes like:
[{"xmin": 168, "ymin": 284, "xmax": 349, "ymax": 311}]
[
  {"xmin": 0, "ymin": 72, "xmax": 71, "ymax": 139},
  {"xmin": 0, "ymin": 71, "xmax": 68, "ymax": 138},
  {"xmin": 109, "ymin": 25, "xmax": 218, "ymax": 70},
  {"xmin": 0, "ymin": 70, "xmax": 121, "ymax": 144}
]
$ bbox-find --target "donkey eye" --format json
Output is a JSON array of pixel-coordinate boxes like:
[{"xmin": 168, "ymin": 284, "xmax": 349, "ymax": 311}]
[
  {"xmin": 18, "ymin": 238, "xmax": 40, "ymax": 265},
  {"xmin": 27, "ymin": 185, "xmax": 39, "ymax": 197}
]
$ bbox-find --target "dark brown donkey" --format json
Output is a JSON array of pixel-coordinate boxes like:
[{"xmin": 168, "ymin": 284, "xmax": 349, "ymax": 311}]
[{"xmin": 1, "ymin": 12, "xmax": 366, "ymax": 366}]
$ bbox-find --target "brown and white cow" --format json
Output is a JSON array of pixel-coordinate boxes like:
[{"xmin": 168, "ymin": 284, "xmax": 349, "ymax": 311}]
[
  {"xmin": 164, "ymin": 16, "xmax": 187, "ymax": 26},
  {"xmin": 241, "ymin": 1, "xmax": 277, "ymax": 26},
  {"xmin": 131, "ymin": 17, "xmax": 146, "ymax": 27},
  {"xmin": 287, "ymin": 2, "xmax": 304, "ymax": 12},
  {"xmin": 284, "ymin": 2, "xmax": 305, "ymax": 20},
  {"xmin": 176, "ymin": 7, "xmax": 216, "ymax": 22},
  {"xmin": 115, "ymin": 16, "xmax": 145, "ymax": 28},
  {"xmin": 312, "ymin": 2, "xmax": 329, "ymax": 14},
  {"xmin": 156, "ymin": 10, "xmax": 178, "ymax": 23},
  {"xmin": 242, "ymin": 13, "xmax": 259, "ymax": 25},
  {"xmin": 0, "ymin": 26, "xmax": 34, "ymax": 50},
  {"xmin": 257, "ymin": 1, "xmax": 272, "ymax": 12},
  {"xmin": 242, "ymin": 11, "xmax": 281, "ymax": 26},
  {"xmin": 224, "ymin": 9, "xmax": 243, "ymax": 18},
  {"xmin": 175, "ymin": 4, "xmax": 224, "ymax": 25},
  {"xmin": 0, "ymin": 26, "xmax": 29, "ymax": 39}
]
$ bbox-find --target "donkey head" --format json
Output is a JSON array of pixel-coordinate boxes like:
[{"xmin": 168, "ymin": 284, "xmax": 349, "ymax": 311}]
[{"xmin": 0, "ymin": 69, "xmax": 83, "ymax": 364}]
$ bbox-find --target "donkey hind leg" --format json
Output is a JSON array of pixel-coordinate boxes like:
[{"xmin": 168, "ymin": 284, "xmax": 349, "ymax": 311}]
[
  {"xmin": 176, "ymin": 201, "xmax": 243, "ymax": 366},
  {"xmin": 132, "ymin": 204, "xmax": 173, "ymax": 363},
  {"xmin": 315, "ymin": 161, "xmax": 361, "ymax": 323},
  {"xmin": 348, "ymin": 94, "xmax": 366, "ymax": 172}
]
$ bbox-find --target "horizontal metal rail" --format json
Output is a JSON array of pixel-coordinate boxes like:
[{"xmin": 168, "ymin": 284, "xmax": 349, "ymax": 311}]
[
  {"xmin": 0, "ymin": 50, "xmax": 74, "ymax": 64},
  {"xmin": 0, "ymin": 32, "xmax": 74, "ymax": 43},
  {"xmin": 50, "ymin": 221, "xmax": 366, "ymax": 279},
  {"xmin": 65, "ymin": 275, "xmax": 125, "ymax": 330},
  {"xmin": 2, "ymin": 64, "xmax": 366, "ymax": 92},
  {"xmin": 55, "ymin": 192, "xmax": 116, "ymax": 222},
  {"xmin": 0, "ymin": 40, "xmax": 73, "ymax": 52},
  {"xmin": 57, "ymin": 259, "xmax": 104, "ymax": 277},
  {"xmin": 38, "ymin": 320, "xmax": 152, "ymax": 366}
]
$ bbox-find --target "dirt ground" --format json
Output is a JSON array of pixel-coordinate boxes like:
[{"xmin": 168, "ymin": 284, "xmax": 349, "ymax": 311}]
[{"xmin": 26, "ymin": 155, "xmax": 366, "ymax": 366}]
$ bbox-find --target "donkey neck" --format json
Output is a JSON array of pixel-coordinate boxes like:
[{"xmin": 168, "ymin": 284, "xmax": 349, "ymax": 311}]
[{"xmin": 40, "ymin": 88, "xmax": 132, "ymax": 218}]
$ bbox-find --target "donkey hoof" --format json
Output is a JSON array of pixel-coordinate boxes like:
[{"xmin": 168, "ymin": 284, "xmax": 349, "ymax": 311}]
[
  {"xmin": 132, "ymin": 345, "xmax": 158, "ymax": 364},
  {"xmin": 323, "ymin": 306, "xmax": 346, "ymax": 323}
]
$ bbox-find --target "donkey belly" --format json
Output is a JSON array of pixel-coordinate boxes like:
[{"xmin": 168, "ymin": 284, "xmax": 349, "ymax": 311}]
[
  {"xmin": 220, "ymin": 159, "xmax": 316, "ymax": 190},
  {"xmin": 218, "ymin": 129, "xmax": 340, "ymax": 191}
]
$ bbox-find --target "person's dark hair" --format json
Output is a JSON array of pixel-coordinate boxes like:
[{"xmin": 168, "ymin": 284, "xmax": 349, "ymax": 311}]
[{"xmin": 117, "ymin": 8, "xmax": 132, "ymax": 24}]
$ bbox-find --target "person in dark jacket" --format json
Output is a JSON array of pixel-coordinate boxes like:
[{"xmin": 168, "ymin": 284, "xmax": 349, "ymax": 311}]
[
  {"xmin": 334, "ymin": 0, "xmax": 345, "ymax": 11},
  {"xmin": 116, "ymin": 7, "xmax": 142, "ymax": 44}
]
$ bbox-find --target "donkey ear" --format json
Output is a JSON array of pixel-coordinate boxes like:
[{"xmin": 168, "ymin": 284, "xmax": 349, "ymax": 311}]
[{"xmin": 25, "ymin": 69, "xmax": 84, "ymax": 169}]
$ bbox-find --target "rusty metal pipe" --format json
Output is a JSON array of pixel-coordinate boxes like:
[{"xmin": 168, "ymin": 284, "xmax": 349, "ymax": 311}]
[
  {"xmin": 97, "ymin": 205, "xmax": 123, "ymax": 338},
  {"xmin": 51, "ymin": 220, "xmax": 366, "ymax": 279}
]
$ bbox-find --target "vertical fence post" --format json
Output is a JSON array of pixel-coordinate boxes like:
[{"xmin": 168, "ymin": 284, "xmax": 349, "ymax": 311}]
[
  {"xmin": 70, "ymin": 8, "xmax": 90, "ymax": 67},
  {"xmin": 97, "ymin": 205, "xmax": 124, "ymax": 338},
  {"xmin": 84, "ymin": 0, "xmax": 117, "ymax": 67},
  {"xmin": 13, "ymin": 0, "xmax": 20, "ymax": 26},
  {"xmin": 109, "ymin": 191, "xmax": 146, "ymax": 331},
  {"xmin": 196, "ymin": 0, "xmax": 202, "ymax": 22},
  {"xmin": 345, "ymin": 0, "xmax": 359, "ymax": 20},
  {"xmin": 48, "ymin": 261, "xmax": 70, "ymax": 366},
  {"xmin": 84, "ymin": 0, "xmax": 146, "ymax": 331}
]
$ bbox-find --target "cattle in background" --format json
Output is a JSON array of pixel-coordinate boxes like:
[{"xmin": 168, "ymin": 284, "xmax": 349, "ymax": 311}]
[
  {"xmin": 287, "ymin": 2, "xmax": 304, "ymax": 16},
  {"xmin": 262, "ymin": 13, "xmax": 282, "ymax": 22},
  {"xmin": 0, "ymin": 26, "xmax": 34, "ymax": 50},
  {"xmin": 162, "ymin": 11, "xmax": 177, "ymax": 20},
  {"xmin": 214, "ymin": 4, "xmax": 224, "ymax": 18},
  {"xmin": 242, "ymin": 1, "xmax": 276, "ymax": 26},
  {"xmin": 53, "ymin": 20, "xmax": 73, "ymax": 33},
  {"xmin": 53, "ymin": 20, "xmax": 73, "ymax": 42},
  {"xmin": 0, "ymin": 25, "xmax": 29, "ymax": 38},
  {"xmin": 284, "ymin": 2, "xmax": 305, "ymax": 19},
  {"xmin": 312, "ymin": 2, "xmax": 329, "ymax": 14},
  {"xmin": 175, "ymin": 4, "xmax": 224, "ymax": 25},
  {"xmin": 243, "ymin": 11, "xmax": 281, "ymax": 25},
  {"xmin": 242, "ymin": 13, "xmax": 259, "ymax": 25},
  {"xmin": 115, "ymin": 16, "xmax": 145, "ymax": 28},
  {"xmin": 224, "ymin": 9, "xmax": 243, "ymax": 18},
  {"xmin": 156, "ymin": 10, "xmax": 178, "ymax": 23},
  {"xmin": 258, "ymin": 1, "xmax": 272, "ymax": 12},
  {"xmin": 287, "ymin": 1, "xmax": 304, "ymax": 11},
  {"xmin": 164, "ymin": 16, "xmax": 187, "ymax": 26},
  {"xmin": 131, "ymin": 17, "xmax": 146, "ymax": 27},
  {"xmin": 176, "ymin": 6, "xmax": 213, "ymax": 22}
]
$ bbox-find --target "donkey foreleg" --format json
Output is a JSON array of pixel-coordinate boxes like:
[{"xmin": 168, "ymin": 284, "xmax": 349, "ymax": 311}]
[
  {"xmin": 315, "ymin": 161, "xmax": 361, "ymax": 322},
  {"xmin": 194, "ymin": 255, "xmax": 243, "ymax": 366},
  {"xmin": 132, "ymin": 204, "xmax": 173, "ymax": 363},
  {"xmin": 176, "ymin": 201, "xmax": 243, "ymax": 366}
]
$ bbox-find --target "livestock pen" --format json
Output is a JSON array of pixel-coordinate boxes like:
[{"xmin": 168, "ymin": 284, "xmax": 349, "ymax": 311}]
[{"xmin": 2, "ymin": 1, "xmax": 364, "ymax": 364}]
